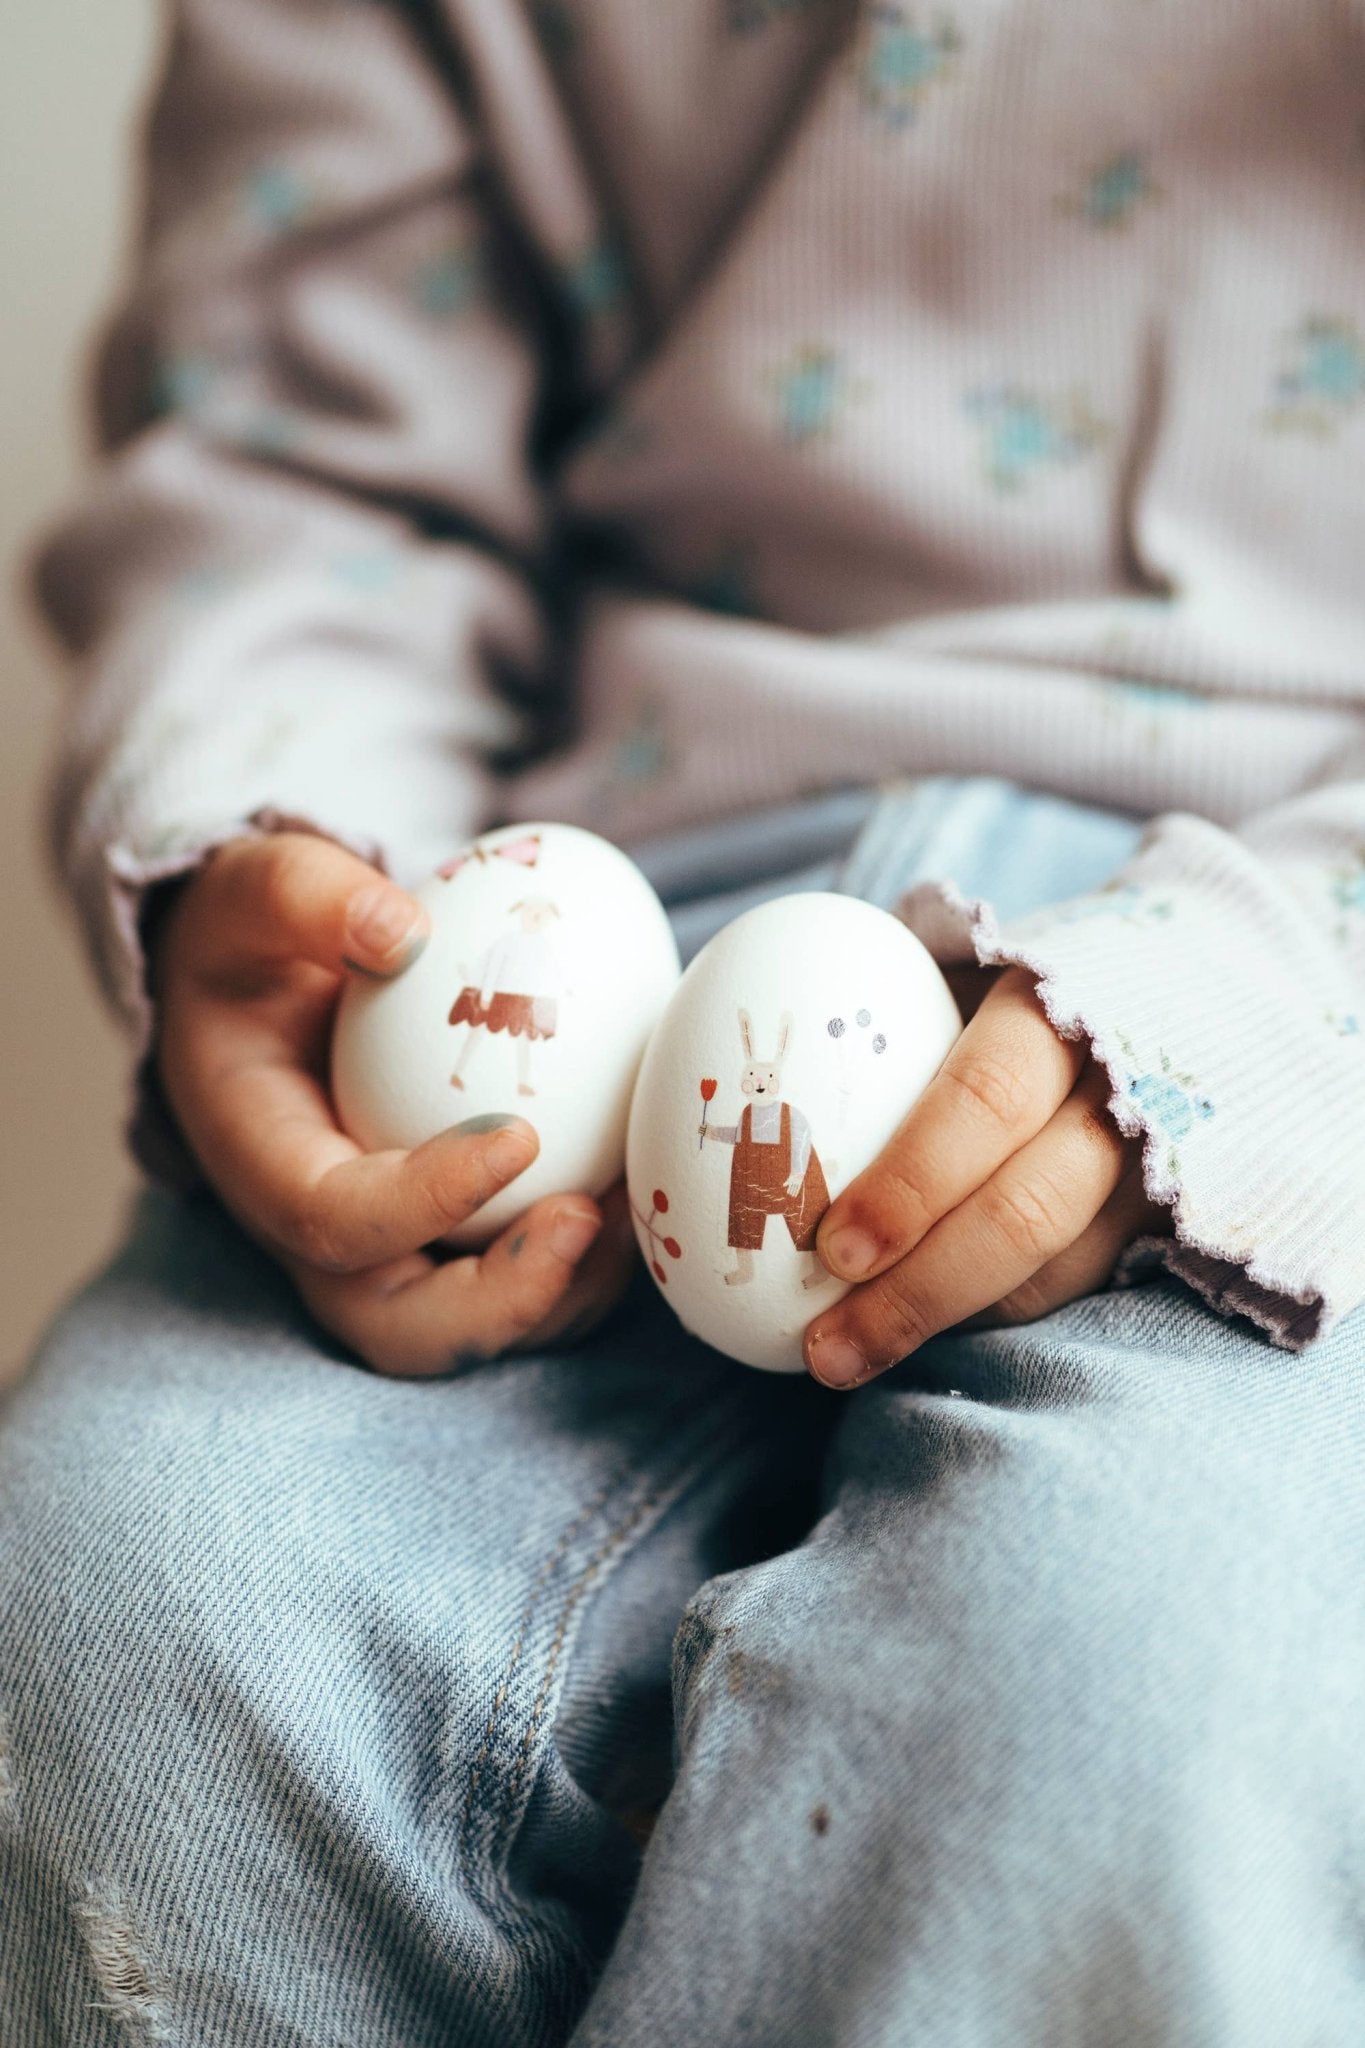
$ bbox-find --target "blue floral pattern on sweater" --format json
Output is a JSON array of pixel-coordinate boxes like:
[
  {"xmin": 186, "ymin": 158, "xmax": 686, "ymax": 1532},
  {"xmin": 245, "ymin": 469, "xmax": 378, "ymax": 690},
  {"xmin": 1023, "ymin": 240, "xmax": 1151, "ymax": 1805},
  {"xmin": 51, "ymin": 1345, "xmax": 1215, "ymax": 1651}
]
[
  {"xmin": 1267, "ymin": 317, "xmax": 1365, "ymax": 437},
  {"xmin": 1116, "ymin": 1035, "xmax": 1215, "ymax": 1178},
  {"xmin": 964, "ymin": 387, "xmax": 1106, "ymax": 490},
  {"xmin": 770, "ymin": 344, "xmax": 864, "ymax": 443},
  {"xmin": 856, "ymin": 7, "xmax": 961, "ymax": 128},
  {"xmin": 241, "ymin": 162, "xmax": 322, "ymax": 237},
  {"xmin": 413, "ymin": 243, "xmax": 488, "ymax": 320},
  {"xmin": 1068, "ymin": 151, "xmax": 1158, "ymax": 230}
]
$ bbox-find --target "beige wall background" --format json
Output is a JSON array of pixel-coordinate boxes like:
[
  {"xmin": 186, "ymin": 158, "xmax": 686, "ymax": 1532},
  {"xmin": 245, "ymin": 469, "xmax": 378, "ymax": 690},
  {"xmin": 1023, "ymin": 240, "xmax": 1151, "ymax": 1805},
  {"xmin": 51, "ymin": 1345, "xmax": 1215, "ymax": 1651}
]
[{"xmin": 2, "ymin": 2, "xmax": 159, "ymax": 1379}]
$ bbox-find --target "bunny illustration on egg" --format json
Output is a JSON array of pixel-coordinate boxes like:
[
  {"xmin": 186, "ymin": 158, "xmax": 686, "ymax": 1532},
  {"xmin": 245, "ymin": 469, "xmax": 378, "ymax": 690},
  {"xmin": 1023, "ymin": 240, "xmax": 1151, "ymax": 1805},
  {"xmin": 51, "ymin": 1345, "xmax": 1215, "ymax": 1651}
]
[
  {"xmin": 333, "ymin": 823, "xmax": 680, "ymax": 1248},
  {"xmin": 699, "ymin": 1009, "xmax": 831, "ymax": 1294},
  {"xmin": 627, "ymin": 893, "xmax": 962, "ymax": 1373}
]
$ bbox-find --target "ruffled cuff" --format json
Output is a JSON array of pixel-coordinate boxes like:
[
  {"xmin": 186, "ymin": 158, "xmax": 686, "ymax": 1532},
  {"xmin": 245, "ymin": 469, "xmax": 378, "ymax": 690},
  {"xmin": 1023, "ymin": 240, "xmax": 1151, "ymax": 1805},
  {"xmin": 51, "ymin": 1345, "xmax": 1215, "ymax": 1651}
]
[{"xmin": 897, "ymin": 814, "xmax": 1365, "ymax": 1351}]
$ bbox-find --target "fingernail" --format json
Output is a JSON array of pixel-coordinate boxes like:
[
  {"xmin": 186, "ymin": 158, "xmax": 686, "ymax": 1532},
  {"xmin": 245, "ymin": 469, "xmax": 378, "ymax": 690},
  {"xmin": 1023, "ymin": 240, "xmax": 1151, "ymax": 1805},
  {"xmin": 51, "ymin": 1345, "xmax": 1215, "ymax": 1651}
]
[
  {"xmin": 549, "ymin": 1205, "xmax": 602, "ymax": 1264},
  {"xmin": 486, "ymin": 1126, "xmax": 537, "ymax": 1180},
  {"xmin": 345, "ymin": 884, "xmax": 428, "ymax": 968},
  {"xmin": 822, "ymin": 1225, "xmax": 880, "ymax": 1281},
  {"xmin": 454, "ymin": 1113, "xmax": 520, "ymax": 1137},
  {"xmin": 806, "ymin": 1330, "xmax": 872, "ymax": 1390}
]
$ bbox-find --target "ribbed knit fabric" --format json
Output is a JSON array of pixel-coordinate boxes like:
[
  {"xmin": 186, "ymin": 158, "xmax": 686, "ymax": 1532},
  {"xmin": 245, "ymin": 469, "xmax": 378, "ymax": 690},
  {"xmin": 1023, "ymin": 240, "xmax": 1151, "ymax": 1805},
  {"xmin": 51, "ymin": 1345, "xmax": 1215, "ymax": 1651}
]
[{"xmin": 35, "ymin": 1, "xmax": 1365, "ymax": 1349}]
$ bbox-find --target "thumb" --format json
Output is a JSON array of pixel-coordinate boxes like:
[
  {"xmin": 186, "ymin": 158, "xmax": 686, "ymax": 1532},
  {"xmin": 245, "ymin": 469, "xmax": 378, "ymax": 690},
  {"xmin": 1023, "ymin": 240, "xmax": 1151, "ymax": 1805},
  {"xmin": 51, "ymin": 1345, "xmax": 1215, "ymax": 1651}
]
[{"xmin": 198, "ymin": 831, "xmax": 431, "ymax": 980}]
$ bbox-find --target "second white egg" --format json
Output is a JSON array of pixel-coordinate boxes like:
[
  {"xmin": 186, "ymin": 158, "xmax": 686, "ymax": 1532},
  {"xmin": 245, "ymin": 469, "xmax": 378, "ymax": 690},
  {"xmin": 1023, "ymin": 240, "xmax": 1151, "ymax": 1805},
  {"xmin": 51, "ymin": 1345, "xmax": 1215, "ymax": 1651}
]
[{"xmin": 626, "ymin": 893, "xmax": 963, "ymax": 1373}]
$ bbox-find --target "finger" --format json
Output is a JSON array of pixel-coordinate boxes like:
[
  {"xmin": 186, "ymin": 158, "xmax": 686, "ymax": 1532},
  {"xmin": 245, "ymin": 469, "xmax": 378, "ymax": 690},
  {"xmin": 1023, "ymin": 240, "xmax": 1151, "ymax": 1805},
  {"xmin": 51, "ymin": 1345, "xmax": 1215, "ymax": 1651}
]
[
  {"xmin": 965, "ymin": 1163, "xmax": 1172, "ymax": 1331},
  {"xmin": 817, "ymin": 967, "xmax": 1085, "ymax": 1286},
  {"xmin": 289, "ymin": 1194, "xmax": 605, "ymax": 1377},
  {"xmin": 806, "ymin": 1063, "xmax": 1125, "ymax": 1387},
  {"xmin": 180, "ymin": 832, "xmax": 430, "ymax": 981},
  {"xmin": 228, "ymin": 1075, "xmax": 540, "ymax": 1274},
  {"xmin": 173, "ymin": 997, "xmax": 541, "ymax": 1267},
  {"xmin": 514, "ymin": 1183, "xmax": 640, "ymax": 1350}
]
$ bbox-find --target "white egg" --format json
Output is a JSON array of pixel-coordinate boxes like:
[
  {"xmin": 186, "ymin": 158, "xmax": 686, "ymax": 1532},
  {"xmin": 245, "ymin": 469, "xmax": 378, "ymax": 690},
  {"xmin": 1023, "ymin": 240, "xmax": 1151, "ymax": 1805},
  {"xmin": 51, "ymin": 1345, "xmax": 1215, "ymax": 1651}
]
[
  {"xmin": 626, "ymin": 893, "xmax": 962, "ymax": 1373},
  {"xmin": 332, "ymin": 823, "xmax": 680, "ymax": 1248}
]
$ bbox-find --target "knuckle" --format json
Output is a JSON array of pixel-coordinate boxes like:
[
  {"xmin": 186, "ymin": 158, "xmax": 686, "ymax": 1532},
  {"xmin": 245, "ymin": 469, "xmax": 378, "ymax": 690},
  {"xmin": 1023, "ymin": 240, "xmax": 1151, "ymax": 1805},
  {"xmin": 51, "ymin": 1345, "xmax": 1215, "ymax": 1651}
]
[
  {"xmin": 988, "ymin": 1273, "xmax": 1056, "ymax": 1327},
  {"xmin": 501, "ymin": 1279, "xmax": 561, "ymax": 1345},
  {"xmin": 863, "ymin": 1267, "xmax": 935, "ymax": 1360},
  {"xmin": 944, "ymin": 1047, "xmax": 1034, "ymax": 1133},
  {"xmin": 409, "ymin": 1169, "xmax": 467, "ymax": 1247},
  {"xmin": 287, "ymin": 1199, "xmax": 353, "ymax": 1274},
  {"xmin": 847, "ymin": 1161, "xmax": 933, "ymax": 1245},
  {"xmin": 475, "ymin": 1267, "xmax": 554, "ymax": 1355},
  {"xmin": 980, "ymin": 1173, "xmax": 1062, "ymax": 1262}
]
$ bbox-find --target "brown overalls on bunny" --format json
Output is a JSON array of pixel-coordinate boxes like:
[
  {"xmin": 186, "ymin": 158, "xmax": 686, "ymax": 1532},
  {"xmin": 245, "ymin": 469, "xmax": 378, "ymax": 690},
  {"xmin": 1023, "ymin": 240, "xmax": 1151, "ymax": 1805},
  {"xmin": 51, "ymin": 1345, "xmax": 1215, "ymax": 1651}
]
[{"xmin": 727, "ymin": 1103, "xmax": 830, "ymax": 1252}]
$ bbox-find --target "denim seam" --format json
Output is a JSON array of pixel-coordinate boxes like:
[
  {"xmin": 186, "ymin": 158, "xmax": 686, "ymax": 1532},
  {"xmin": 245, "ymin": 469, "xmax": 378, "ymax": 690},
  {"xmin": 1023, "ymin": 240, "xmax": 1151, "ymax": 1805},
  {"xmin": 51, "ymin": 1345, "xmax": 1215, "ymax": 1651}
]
[
  {"xmin": 456, "ymin": 1383, "xmax": 732, "ymax": 1869},
  {"xmin": 457, "ymin": 1475, "xmax": 624, "ymax": 1861},
  {"xmin": 495, "ymin": 1463, "xmax": 706, "ymax": 1839},
  {"xmin": 493, "ymin": 1408, "xmax": 758, "ymax": 1871},
  {"xmin": 458, "ymin": 1399, "xmax": 752, "ymax": 1893}
]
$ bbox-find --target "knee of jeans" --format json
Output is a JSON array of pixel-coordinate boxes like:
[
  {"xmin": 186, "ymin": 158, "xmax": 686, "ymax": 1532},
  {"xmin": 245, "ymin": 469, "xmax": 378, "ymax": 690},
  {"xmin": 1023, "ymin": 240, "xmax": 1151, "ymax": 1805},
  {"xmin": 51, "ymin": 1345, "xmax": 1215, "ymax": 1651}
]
[
  {"xmin": 672, "ymin": 1401, "xmax": 1179, "ymax": 1800},
  {"xmin": 0, "ymin": 1318, "xmax": 346, "ymax": 1722}
]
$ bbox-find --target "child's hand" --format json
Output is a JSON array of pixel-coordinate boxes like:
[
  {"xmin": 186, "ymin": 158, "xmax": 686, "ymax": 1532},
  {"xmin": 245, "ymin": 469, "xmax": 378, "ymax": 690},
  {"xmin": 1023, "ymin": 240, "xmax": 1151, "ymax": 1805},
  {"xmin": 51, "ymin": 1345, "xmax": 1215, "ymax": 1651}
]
[
  {"xmin": 804, "ymin": 965, "xmax": 1170, "ymax": 1389},
  {"xmin": 153, "ymin": 833, "xmax": 635, "ymax": 1376}
]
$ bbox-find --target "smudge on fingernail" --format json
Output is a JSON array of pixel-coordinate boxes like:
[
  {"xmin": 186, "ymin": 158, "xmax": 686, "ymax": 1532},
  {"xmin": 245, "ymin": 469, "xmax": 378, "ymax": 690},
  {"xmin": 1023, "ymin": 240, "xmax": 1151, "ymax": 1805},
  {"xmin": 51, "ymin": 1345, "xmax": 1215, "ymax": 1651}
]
[
  {"xmin": 508, "ymin": 1231, "xmax": 527, "ymax": 1260},
  {"xmin": 453, "ymin": 1113, "xmax": 520, "ymax": 1136},
  {"xmin": 806, "ymin": 1330, "xmax": 870, "ymax": 1390},
  {"xmin": 822, "ymin": 1224, "xmax": 879, "ymax": 1280}
]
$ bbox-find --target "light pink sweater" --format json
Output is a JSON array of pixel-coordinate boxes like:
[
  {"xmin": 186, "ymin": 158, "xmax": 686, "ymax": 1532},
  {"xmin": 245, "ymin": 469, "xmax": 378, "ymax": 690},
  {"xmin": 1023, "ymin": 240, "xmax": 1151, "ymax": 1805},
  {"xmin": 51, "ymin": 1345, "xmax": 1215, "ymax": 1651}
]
[{"xmin": 38, "ymin": 0, "xmax": 1365, "ymax": 1349}]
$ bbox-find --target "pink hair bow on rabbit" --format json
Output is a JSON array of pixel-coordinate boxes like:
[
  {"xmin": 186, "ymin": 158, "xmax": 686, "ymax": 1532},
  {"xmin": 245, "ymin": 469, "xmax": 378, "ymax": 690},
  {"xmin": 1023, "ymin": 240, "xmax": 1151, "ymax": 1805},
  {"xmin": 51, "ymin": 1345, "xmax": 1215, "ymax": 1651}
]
[{"xmin": 436, "ymin": 832, "xmax": 542, "ymax": 881}]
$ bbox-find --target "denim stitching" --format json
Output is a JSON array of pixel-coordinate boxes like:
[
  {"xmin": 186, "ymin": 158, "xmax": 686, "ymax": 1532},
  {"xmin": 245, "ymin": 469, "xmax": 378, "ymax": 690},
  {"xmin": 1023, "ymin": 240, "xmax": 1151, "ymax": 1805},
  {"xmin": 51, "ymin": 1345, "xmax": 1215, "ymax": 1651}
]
[
  {"xmin": 459, "ymin": 1394, "xmax": 748, "ymax": 1882},
  {"xmin": 495, "ymin": 1482, "xmax": 675, "ymax": 1835},
  {"xmin": 494, "ymin": 1406, "xmax": 753, "ymax": 1847},
  {"xmin": 458, "ymin": 1476, "xmax": 621, "ymax": 1857}
]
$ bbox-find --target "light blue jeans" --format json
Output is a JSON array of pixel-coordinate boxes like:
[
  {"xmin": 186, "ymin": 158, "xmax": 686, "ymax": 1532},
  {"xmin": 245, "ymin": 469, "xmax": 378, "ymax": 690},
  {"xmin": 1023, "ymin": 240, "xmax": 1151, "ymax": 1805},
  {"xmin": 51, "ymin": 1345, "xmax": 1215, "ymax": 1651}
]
[{"xmin": 4, "ymin": 778, "xmax": 1365, "ymax": 2046}]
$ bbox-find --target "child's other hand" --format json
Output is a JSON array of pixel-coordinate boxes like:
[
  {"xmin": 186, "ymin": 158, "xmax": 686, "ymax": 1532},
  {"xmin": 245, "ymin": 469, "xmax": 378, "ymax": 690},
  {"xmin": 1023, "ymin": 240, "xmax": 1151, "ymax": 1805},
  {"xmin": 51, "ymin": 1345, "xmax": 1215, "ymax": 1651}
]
[
  {"xmin": 153, "ymin": 834, "xmax": 635, "ymax": 1376},
  {"xmin": 804, "ymin": 965, "xmax": 1170, "ymax": 1389}
]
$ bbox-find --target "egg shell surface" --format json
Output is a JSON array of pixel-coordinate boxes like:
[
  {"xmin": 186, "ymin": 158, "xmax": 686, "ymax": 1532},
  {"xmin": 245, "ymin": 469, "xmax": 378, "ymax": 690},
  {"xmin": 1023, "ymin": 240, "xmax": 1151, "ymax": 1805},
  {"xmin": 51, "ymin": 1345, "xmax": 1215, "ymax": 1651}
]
[
  {"xmin": 627, "ymin": 892, "xmax": 962, "ymax": 1373},
  {"xmin": 332, "ymin": 823, "xmax": 680, "ymax": 1248}
]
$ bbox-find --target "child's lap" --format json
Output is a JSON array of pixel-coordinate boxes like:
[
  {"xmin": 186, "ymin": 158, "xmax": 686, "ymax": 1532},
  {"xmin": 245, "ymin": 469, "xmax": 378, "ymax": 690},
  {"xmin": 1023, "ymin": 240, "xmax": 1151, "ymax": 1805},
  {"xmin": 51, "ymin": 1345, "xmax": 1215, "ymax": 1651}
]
[
  {"xmin": 9, "ymin": 1182, "xmax": 1365, "ymax": 1724},
  {"xmin": 7, "ymin": 1186, "xmax": 1365, "ymax": 2045}
]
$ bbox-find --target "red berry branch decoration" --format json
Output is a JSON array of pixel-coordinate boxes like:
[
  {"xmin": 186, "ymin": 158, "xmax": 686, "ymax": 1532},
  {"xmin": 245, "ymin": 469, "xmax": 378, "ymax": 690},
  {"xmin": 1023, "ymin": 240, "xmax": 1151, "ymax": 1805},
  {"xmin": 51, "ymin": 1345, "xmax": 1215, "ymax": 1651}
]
[{"xmin": 632, "ymin": 1187, "xmax": 683, "ymax": 1285}]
